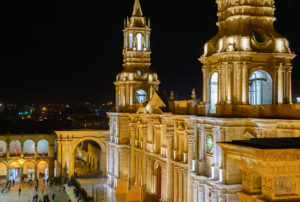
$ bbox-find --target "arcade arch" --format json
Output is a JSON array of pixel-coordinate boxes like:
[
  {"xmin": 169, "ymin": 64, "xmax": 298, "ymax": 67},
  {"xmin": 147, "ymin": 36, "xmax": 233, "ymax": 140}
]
[
  {"xmin": 37, "ymin": 139, "xmax": 48, "ymax": 156},
  {"xmin": 23, "ymin": 161, "xmax": 35, "ymax": 179},
  {"xmin": 37, "ymin": 160, "xmax": 49, "ymax": 179},
  {"xmin": 0, "ymin": 140, "xmax": 7, "ymax": 157},
  {"xmin": 0, "ymin": 163, "xmax": 7, "ymax": 180},
  {"xmin": 24, "ymin": 140, "xmax": 35, "ymax": 156},
  {"xmin": 73, "ymin": 140, "xmax": 102, "ymax": 177},
  {"xmin": 248, "ymin": 70, "xmax": 272, "ymax": 105},
  {"xmin": 9, "ymin": 162, "xmax": 21, "ymax": 180},
  {"xmin": 9, "ymin": 140, "xmax": 21, "ymax": 157}
]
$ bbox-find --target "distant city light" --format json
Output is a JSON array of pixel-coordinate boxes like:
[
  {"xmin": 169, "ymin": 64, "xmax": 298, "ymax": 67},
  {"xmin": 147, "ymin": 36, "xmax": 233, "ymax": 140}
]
[{"xmin": 297, "ymin": 97, "xmax": 300, "ymax": 104}]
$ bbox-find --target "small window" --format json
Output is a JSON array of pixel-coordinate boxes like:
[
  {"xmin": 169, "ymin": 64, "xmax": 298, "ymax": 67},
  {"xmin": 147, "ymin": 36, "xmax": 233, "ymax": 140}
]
[
  {"xmin": 137, "ymin": 70, "xmax": 142, "ymax": 76},
  {"xmin": 129, "ymin": 33, "xmax": 133, "ymax": 49},
  {"xmin": 146, "ymin": 34, "xmax": 149, "ymax": 49},
  {"xmin": 206, "ymin": 135, "xmax": 213, "ymax": 153},
  {"xmin": 136, "ymin": 33, "xmax": 143, "ymax": 51}
]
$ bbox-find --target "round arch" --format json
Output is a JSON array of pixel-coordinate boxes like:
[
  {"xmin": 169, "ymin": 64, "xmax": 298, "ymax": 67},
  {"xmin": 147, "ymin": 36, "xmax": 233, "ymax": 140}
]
[
  {"xmin": 0, "ymin": 162, "xmax": 7, "ymax": 180},
  {"xmin": 9, "ymin": 140, "xmax": 21, "ymax": 157},
  {"xmin": 0, "ymin": 140, "xmax": 7, "ymax": 157},
  {"xmin": 37, "ymin": 139, "xmax": 48, "ymax": 156},
  {"xmin": 37, "ymin": 160, "xmax": 49, "ymax": 179},
  {"xmin": 24, "ymin": 140, "xmax": 35, "ymax": 156},
  {"xmin": 72, "ymin": 137, "xmax": 107, "ymax": 177},
  {"xmin": 248, "ymin": 70, "xmax": 273, "ymax": 105},
  {"xmin": 248, "ymin": 66, "xmax": 274, "ymax": 80},
  {"xmin": 8, "ymin": 162, "xmax": 21, "ymax": 180},
  {"xmin": 23, "ymin": 161, "xmax": 35, "ymax": 179}
]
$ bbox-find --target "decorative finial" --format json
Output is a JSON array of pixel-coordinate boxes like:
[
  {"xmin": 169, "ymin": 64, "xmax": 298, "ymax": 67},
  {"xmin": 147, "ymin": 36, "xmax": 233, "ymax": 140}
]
[
  {"xmin": 191, "ymin": 88, "xmax": 197, "ymax": 100},
  {"xmin": 170, "ymin": 90, "xmax": 175, "ymax": 101}
]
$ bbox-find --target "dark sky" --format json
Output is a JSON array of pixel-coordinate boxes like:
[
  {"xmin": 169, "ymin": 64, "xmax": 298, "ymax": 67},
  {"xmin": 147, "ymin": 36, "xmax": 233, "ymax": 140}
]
[{"xmin": 0, "ymin": 0, "xmax": 299, "ymax": 104}]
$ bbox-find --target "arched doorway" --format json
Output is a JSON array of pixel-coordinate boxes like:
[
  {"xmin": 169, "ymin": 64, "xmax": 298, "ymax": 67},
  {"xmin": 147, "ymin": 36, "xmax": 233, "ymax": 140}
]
[
  {"xmin": 24, "ymin": 140, "xmax": 35, "ymax": 157},
  {"xmin": 210, "ymin": 72, "xmax": 218, "ymax": 114},
  {"xmin": 74, "ymin": 140, "xmax": 102, "ymax": 177},
  {"xmin": 23, "ymin": 161, "xmax": 35, "ymax": 180},
  {"xmin": 249, "ymin": 70, "xmax": 272, "ymax": 105},
  {"xmin": 37, "ymin": 161, "xmax": 48, "ymax": 179},
  {"xmin": 37, "ymin": 140, "xmax": 48, "ymax": 157},
  {"xmin": 9, "ymin": 162, "xmax": 21, "ymax": 181},
  {"xmin": 0, "ymin": 140, "xmax": 7, "ymax": 158},
  {"xmin": 9, "ymin": 140, "xmax": 21, "ymax": 157},
  {"xmin": 0, "ymin": 163, "xmax": 7, "ymax": 182},
  {"xmin": 157, "ymin": 165, "xmax": 162, "ymax": 201}
]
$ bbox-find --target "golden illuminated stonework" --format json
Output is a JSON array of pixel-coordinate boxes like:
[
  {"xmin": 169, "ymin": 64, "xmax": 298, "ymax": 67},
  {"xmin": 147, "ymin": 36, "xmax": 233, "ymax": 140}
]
[{"xmin": 114, "ymin": 0, "xmax": 160, "ymax": 113}]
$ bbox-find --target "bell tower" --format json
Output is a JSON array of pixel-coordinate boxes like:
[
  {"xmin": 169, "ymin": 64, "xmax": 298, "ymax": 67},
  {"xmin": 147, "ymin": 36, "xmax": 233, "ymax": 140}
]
[
  {"xmin": 115, "ymin": 0, "xmax": 160, "ymax": 112},
  {"xmin": 200, "ymin": 0, "xmax": 296, "ymax": 116}
]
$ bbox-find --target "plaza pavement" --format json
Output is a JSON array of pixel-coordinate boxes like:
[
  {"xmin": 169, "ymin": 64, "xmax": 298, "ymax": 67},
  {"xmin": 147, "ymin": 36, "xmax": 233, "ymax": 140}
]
[{"xmin": 0, "ymin": 179, "xmax": 70, "ymax": 202}]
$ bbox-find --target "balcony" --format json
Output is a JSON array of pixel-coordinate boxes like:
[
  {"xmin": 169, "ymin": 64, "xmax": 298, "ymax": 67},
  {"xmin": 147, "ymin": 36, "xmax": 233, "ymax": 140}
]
[
  {"xmin": 24, "ymin": 153, "xmax": 35, "ymax": 157},
  {"xmin": 0, "ymin": 153, "xmax": 6, "ymax": 158},
  {"xmin": 38, "ymin": 152, "xmax": 48, "ymax": 157},
  {"xmin": 10, "ymin": 153, "xmax": 21, "ymax": 157}
]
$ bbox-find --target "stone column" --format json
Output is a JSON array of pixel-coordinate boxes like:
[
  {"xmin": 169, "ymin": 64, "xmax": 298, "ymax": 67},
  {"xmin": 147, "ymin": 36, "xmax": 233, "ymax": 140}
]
[
  {"xmin": 192, "ymin": 125, "xmax": 199, "ymax": 173},
  {"xmin": 187, "ymin": 133, "xmax": 195, "ymax": 202},
  {"xmin": 68, "ymin": 141, "xmax": 74, "ymax": 178},
  {"xmin": 130, "ymin": 85, "xmax": 134, "ymax": 107},
  {"xmin": 129, "ymin": 124, "xmax": 136, "ymax": 188},
  {"xmin": 218, "ymin": 66, "xmax": 221, "ymax": 104},
  {"xmin": 6, "ymin": 141, "xmax": 9, "ymax": 158},
  {"xmin": 6, "ymin": 166, "xmax": 9, "ymax": 182},
  {"xmin": 126, "ymin": 84, "xmax": 130, "ymax": 107},
  {"xmin": 48, "ymin": 159, "xmax": 54, "ymax": 179},
  {"xmin": 56, "ymin": 141, "xmax": 62, "ymax": 178},
  {"xmin": 221, "ymin": 63, "xmax": 226, "ymax": 104},
  {"xmin": 174, "ymin": 167, "xmax": 178, "ymax": 202},
  {"xmin": 235, "ymin": 62, "xmax": 242, "ymax": 104},
  {"xmin": 198, "ymin": 186, "xmax": 204, "ymax": 202},
  {"xmin": 286, "ymin": 65, "xmax": 292, "ymax": 104},
  {"xmin": 242, "ymin": 62, "xmax": 249, "ymax": 104},
  {"xmin": 202, "ymin": 67, "xmax": 208, "ymax": 104},
  {"xmin": 35, "ymin": 143, "xmax": 38, "ymax": 157},
  {"xmin": 21, "ymin": 143, "xmax": 23, "ymax": 158},
  {"xmin": 226, "ymin": 64, "xmax": 232, "ymax": 104},
  {"xmin": 199, "ymin": 125, "xmax": 206, "ymax": 175},
  {"xmin": 120, "ymin": 85, "xmax": 126, "ymax": 108},
  {"xmin": 166, "ymin": 129, "xmax": 174, "ymax": 202},
  {"xmin": 34, "ymin": 164, "xmax": 38, "ymax": 180},
  {"xmin": 178, "ymin": 169, "xmax": 183, "ymax": 202},
  {"xmin": 277, "ymin": 63, "xmax": 284, "ymax": 104}
]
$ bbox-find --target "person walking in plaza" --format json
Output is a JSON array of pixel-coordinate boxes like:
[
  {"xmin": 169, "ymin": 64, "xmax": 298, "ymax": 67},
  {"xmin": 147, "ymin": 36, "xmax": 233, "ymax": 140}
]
[
  {"xmin": 18, "ymin": 187, "xmax": 21, "ymax": 196},
  {"xmin": 52, "ymin": 193, "xmax": 55, "ymax": 201}
]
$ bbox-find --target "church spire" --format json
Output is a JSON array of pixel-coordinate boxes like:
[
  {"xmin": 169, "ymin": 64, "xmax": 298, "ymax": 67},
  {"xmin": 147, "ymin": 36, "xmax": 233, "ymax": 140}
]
[{"xmin": 132, "ymin": 0, "xmax": 143, "ymax": 17}]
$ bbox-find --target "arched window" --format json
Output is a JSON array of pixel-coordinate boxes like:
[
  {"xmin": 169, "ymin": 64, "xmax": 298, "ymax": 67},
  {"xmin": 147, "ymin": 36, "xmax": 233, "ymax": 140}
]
[
  {"xmin": 249, "ymin": 70, "xmax": 272, "ymax": 105},
  {"xmin": 9, "ymin": 140, "xmax": 21, "ymax": 157},
  {"xmin": 37, "ymin": 140, "xmax": 48, "ymax": 156},
  {"xmin": 129, "ymin": 33, "xmax": 133, "ymax": 49},
  {"xmin": 135, "ymin": 89, "xmax": 147, "ymax": 103},
  {"xmin": 0, "ymin": 140, "xmax": 7, "ymax": 157},
  {"xmin": 136, "ymin": 33, "xmax": 143, "ymax": 51},
  {"xmin": 210, "ymin": 72, "xmax": 218, "ymax": 114},
  {"xmin": 24, "ymin": 140, "xmax": 35, "ymax": 156},
  {"xmin": 146, "ymin": 34, "xmax": 149, "ymax": 49}
]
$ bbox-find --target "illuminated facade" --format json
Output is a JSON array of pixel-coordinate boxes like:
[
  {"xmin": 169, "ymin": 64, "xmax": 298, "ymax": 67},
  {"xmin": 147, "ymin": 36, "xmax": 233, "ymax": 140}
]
[
  {"xmin": 107, "ymin": 0, "xmax": 300, "ymax": 202},
  {"xmin": 0, "ymin": 134, "xmax": 55, "ymax": 181}
]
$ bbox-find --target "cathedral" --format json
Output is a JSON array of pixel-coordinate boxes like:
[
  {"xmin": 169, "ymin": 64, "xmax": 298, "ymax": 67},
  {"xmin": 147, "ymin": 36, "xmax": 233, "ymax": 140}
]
[{"xmin": 107, "ymin": 0, "xmax": 300, "ymax": 202}]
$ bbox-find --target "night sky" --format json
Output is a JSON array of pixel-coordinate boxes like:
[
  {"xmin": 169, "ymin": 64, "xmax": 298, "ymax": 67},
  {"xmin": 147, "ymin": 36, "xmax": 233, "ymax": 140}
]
[{"xmin": 0, "ymin": 0, "xmax": 299, "ymax": 104}]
